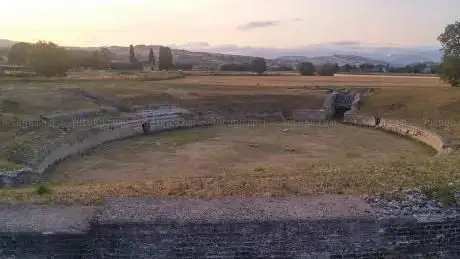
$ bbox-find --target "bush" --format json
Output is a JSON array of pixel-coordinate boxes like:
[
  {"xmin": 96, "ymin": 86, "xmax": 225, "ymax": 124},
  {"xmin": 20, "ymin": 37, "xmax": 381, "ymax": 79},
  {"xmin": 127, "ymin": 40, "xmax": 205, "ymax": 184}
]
[
  {"xmin": 297, "ymin": 62, "xmax": 316, "ymax": 76},
  {"xmin": 36, "ymin": 184, "xmax": 52, "ymax": 195},
  {"xmin": 421, "ymin": 184, "xmax": 458, "ymax": 207},
  {"xmin": 439, "ymin": 55, "xmax": 460, "ymax": 87},
  {"xmin": 29, "ymin": 41, "xmax": 72, "ymax": 77},
  {"xmin": 220, "ymin": 63, "xmax": 251, "ymax": 71},
  {"xmin": 250, "ymin": 57, "xmax": 267, "ymax": 75},
  {"xmin": 158, "ymin": 46, "xmax": 174, "ymax": 71},
  {"xmin": 317, "ymin": 63, "xmax": 338, "ymax": 76}
]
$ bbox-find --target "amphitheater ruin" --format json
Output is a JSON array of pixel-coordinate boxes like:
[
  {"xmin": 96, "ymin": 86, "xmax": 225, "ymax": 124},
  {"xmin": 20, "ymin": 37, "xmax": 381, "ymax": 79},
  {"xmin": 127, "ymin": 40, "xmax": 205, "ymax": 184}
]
[{"xmin": 0, "ymin": 87, "xmax": 458, "ymax": 258}]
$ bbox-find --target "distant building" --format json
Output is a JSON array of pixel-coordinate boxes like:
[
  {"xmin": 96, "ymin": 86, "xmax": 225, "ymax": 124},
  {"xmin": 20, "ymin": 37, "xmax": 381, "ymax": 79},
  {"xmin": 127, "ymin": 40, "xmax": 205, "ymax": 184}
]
[
  {"xmin": 422, "ymin": 67, "xmax": 432, "ymax": 74},
  {"xmin": 374, "ymin": 64, "xmax": 388, "ymax": 73}
]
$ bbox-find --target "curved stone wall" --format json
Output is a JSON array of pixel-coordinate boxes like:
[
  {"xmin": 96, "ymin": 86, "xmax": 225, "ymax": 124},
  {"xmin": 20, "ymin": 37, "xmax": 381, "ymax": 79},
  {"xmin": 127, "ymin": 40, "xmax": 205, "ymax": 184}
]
[
  {"xmin": 0, "ymin": 113, "xmax": 197, "ymax": 187},
  {"xmin": 344, "ymin": 113, "xmax": 451, "ymax": 154},
  {"xmin": 0, "ymin": 109, "xmax": 452, "ymax": 187}
]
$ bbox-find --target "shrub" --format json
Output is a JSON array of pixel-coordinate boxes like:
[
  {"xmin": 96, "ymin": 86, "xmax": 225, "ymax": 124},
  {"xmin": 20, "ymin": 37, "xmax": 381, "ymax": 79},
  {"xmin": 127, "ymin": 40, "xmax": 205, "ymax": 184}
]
[
  {"xmin": 250, "ymin": 57, "xmax": 267, "ymax": 75},
  {"xmin": 439, "ymin": 55, "xmax": 460, "ymax": 87},
  {"xmin": 297, "ymin": 62, "xmax": 316, "ymax": 76},
  {"xmin": 36, "ymin": 184, "xmax": 52, "ymax": 195},
  {"xmin": 317, "ymin": 63, "xmax": 338, "ymax": 76},
  {"xmin": 29, "ymin": 41, "xmax": 72, "ymax": 77},
  {"xmin": 421, "ymin": 184, "xmax": 458, "ymax": 207}
]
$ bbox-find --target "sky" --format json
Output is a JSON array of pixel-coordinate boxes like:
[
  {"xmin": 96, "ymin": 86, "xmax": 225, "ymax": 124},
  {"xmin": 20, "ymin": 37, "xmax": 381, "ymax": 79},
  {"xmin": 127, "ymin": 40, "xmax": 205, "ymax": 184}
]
[{"xmin": 1, "ymin": 0, "xmax": 459, "ymax": 48}]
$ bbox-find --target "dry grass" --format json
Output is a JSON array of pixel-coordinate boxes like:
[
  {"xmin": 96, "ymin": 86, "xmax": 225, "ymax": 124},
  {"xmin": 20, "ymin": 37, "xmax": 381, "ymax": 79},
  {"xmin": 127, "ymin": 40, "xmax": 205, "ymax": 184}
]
[
  {"xmin": 1, "ymin": 122, "xmax": 447, "ymax": 205},
  {"xmin": 1, "ymin": 74, "xmax": 460, "ymax": 204},
  {"xmin": 164, "ymin": 75, "xmax": 448, "ymax": 88},
  {"xmin": 2, "ymin": 155, "xmax": 459, "ymax": 205},
  {"xmin": 47, "ymin": 123, "xmax": 434, "ymax": 184},
  {"xmin": 0, "ymin": 71, "xmax": 185, "ymax": 82}
]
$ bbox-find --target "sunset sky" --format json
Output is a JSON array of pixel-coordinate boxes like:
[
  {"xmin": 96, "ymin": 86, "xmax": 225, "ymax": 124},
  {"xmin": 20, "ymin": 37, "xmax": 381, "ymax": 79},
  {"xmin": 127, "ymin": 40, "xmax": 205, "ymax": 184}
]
[{"xmin": 1, "ymin": 0, "xmax": 459, "ymax": 48}]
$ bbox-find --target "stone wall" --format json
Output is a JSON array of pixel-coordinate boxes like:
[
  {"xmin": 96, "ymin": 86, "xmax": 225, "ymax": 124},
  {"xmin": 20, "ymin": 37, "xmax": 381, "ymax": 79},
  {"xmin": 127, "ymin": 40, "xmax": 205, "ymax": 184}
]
[
  {"xmin": 0, "ymin": 110, "xmax": 193, "ymax": 187},
  {"xmin": 1, "ymin": 108, "xmax": 333, "ymax": 187},
  {"xmin": 0, "ymin": 197, "xmax": 458, "ymax": 258},
  {"xmin": 292, "ymin": 109, "xmax": 329, "ymax": 121},
  {"xmin": 40, "ymin": 107, "xmax": 119, "ymax": 123},
  {"xmin": 378, "ymin": 118, "xmax": 449, "ymax": 154},
  {"xmin": 343, "ymin": 113, "xmax": 450, "ymax": 154},
  {"xmin": 0, "ymin": 107, "xmax": 451, "ymax": 187}
]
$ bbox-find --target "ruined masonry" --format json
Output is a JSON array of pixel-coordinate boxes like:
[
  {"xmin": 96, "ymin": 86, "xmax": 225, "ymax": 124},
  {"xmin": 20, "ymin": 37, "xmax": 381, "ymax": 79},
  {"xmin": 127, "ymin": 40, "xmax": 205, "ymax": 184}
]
[{"xmin": 0, "ymin": 88, "xmax": 458, "ymax": 258}]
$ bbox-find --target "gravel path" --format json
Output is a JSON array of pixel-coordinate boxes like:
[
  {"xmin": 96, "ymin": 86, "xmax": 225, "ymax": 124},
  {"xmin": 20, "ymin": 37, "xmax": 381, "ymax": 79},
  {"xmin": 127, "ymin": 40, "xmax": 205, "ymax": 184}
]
[
  {"xmin": 95, "ymin": 196, "xmax": 375, "ymax": 224},
  {"xmin": 0, "ymin": 205, "xmax": 97, "ymax": 233},
  {"xmin": 364, "ymin": 189, "xmax": 460, "ymax": 221},
  {"xmin": 0, "ymin": 191, "xmax": 458, "ymax": 235}
]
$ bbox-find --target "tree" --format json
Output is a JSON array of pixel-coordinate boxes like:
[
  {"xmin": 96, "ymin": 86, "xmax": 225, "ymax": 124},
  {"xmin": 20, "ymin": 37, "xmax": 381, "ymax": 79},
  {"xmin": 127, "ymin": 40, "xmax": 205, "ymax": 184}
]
[
  {"xmin": 430, "ymin": 64, "xmax": 441, "ymax": 74},
  {"xmin": 340, "ymin": 64, "xmax": 353, "ymax": 72},
  {"xmin": 220, "ymin": 63, "xmax": 251, "ymax": 71},
  {"xmin": 129, "ymin": 45, "xmax": 138, "ymax": 65},
  {"xmin": 158, "ymin": 46, "xmax": 173, "ymax": 70},
  {"xmin": 29, "ymin": 41, "xmax": 72, "ymax": 77},
  {"xmin": 250, "ymin": 57, "xmax": 267, "ymax": 75},
  {"xmin": 8, "ymin": 42, "xmax": 32, "ymax": 65},
  {"xmin": 317, "ymin": 63, "xmax": 337, "ymax": 76},
  {"xmin": 89, "ymin": 49, "xmax": 111, "ymax": 69},
  {"xmin": 439, "ymin": 56, "xmax": 460, "ymax": 87},
  {"xmin": 438, "ymin": 20, "xmax": 460, "ymax": 57},
  {"xmin": 438, "ymin": 21, "xmax": 460, "ymax": 86},
  {"xmin": 148, "ymin": 48, "xmax": 156, "ymax": 66},
  {"xmin": 297, "ymin": 62, "xmax": 316, "ymax": 76}
]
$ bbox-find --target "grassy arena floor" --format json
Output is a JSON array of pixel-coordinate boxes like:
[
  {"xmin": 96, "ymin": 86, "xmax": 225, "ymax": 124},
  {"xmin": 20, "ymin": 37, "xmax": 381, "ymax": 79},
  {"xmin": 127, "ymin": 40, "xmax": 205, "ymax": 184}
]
[
  {"xmin": 47, "ymin": 123, "xmax": 434, "ymax": 185},
  {"xmin": 0, "ymin": 74, "xmax": 459, "ymax": 204}
]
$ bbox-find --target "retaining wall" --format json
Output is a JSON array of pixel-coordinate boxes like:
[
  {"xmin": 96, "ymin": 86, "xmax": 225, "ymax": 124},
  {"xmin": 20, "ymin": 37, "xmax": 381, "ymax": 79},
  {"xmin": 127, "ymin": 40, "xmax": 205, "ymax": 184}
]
[
  {"xmin": 343, "ymin": 113, "xmax": 450, "ymax": 154},
  {"xmin": 0, "ymin": 109, "xmax": 452, "ymax": 187},
  {"xmin": 292, "ymin": 109, "xmax": 329, "ymax": 121},
  {"xmin": 0, "ymin": 197, "xmax": 459, "ymax": 258},
  {"xmin": 0, "ymin": 109, "xmax": 331, "ymax": 187},
  {"xmin": 0, "ymin": 115, "xmax": 193, "ymax": 187},
  {"xmin": 40, "ymin": 107, "xmax": 119, "ymax": 123}
]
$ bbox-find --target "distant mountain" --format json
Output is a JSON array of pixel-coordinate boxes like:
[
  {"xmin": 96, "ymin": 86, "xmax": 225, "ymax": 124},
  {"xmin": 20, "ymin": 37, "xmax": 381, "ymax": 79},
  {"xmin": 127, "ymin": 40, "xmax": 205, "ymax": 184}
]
[
  {"xmin": 172, "ymin": 42, "xmax": 443, "ymax": 67},
  {"xmin": 0, "ymin": 39, "xmax": 443, "ymax": 67},
  {"xmin": 272, "ymin": 54, "xmax": 389, "ymax": 67},
  {"xmin": 101, "ymin": 45, "xmax": 257, "ymax": 69}
]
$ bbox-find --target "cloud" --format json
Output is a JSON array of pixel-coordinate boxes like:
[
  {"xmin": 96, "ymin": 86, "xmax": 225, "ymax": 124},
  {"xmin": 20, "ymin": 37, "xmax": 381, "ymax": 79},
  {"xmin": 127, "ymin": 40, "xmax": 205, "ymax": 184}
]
[{"xmin": 237, "ymin": 20, "xmax": 281, "ymax": 31}]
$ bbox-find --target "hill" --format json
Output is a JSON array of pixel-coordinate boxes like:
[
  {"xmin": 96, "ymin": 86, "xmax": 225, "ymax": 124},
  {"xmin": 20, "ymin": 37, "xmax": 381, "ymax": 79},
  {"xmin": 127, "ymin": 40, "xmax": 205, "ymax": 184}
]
[
  {"xmin": 98, "ymin": 45, "xmax": 389, "ymax": 69},
  {"xmin": 272, "ymin": 54, "xmax": 389, "ymax": 67},
  {"xmin": 0, "ymin": 39, "xmax": 429, "ymax": 68}
]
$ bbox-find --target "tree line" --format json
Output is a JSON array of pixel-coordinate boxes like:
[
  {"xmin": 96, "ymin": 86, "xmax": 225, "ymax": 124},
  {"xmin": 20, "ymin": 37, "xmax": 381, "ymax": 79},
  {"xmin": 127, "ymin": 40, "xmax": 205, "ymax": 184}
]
[
  {"xmin": 438, "ymin": 20, "xmax": 460, "ymax": 86},
  {"xmin": 6, "ymin": 41, "xmax": 177, "ymax": 77},
  {"xmin": 220, "ymin": 58, "xmax": 339, "ymax": 76},
  {"xmin": 5, "ymin": 18, "xmax": 460, "ymax": 82}
]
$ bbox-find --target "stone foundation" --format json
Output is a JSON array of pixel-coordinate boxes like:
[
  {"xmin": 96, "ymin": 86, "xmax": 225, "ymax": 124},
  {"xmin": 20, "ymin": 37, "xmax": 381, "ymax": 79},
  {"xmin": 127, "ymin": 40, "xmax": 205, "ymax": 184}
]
[{"xmin": 0, "ymin": 197, "xmax": 458, "ymax": 258}]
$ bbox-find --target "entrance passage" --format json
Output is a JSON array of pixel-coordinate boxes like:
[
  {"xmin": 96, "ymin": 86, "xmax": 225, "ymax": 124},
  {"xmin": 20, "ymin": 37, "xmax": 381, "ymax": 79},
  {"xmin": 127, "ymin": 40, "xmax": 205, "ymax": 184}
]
[{"xmin": 332, "ymin": 106, "xmax": 350, "ymax": 120}]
